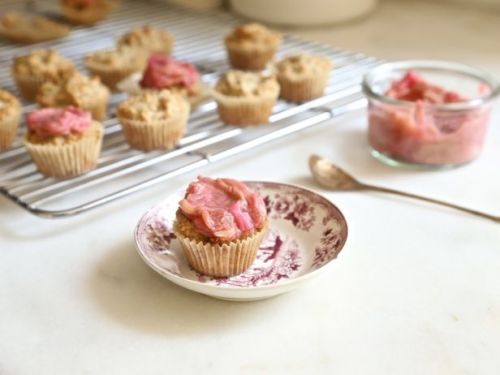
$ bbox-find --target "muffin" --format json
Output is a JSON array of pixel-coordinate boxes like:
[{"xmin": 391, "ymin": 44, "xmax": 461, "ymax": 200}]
[
  {"xmin": 174, "ymin": 176, "xmax": 268, "ymax": 277},
  {"xmin": 212, "ymin": 70, "xmax": 280, "ymax": 126},
  {"xmin": 0, "ymin": 90, "xmax": 22, "ymax": 151},
  {"xmin": 137, "ymin": 54, "xmax": 203, "ymax": 106},
  {"xmin": 24, "ymin": 107, "xmax": 103, "ymax": 178},
  {"xmin": 0, "ymin": 11, "xmax": 70, "ymax": 44},
  {"xmin": 85, "ymin": 47, "xmax": 147, "ymax": 91},
  {"xmin": 276, "ymin": 54, "xmax": 332, "ymax": 102},
  {"xmin": 61, "ymin": 0, "xmax": 119, "ymax": 25},
  {"xmin": 36, "ymin": 72, "xmax": 110, "ymax": 121},
  {"xmin": 12, "ymin": 50, "xmax": 76, "ymax": 101},
  {"xmin": 117, "ymin": 25, "xmax": 174, "ymax": 55},
  {"xmin": 225, "ymin": 23, "xmax": 281, "ymax": 71},
  {"xmin": 116, "ymin": 90, "xmax": 189, "ymax": 151}
]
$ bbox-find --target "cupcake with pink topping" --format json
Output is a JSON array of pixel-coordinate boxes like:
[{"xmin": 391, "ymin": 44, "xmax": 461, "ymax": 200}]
[
  {"xmin": 24, "ymin": 106, "xmax": 103, "ymax": 178},
  {"xmin": 174, "ymin": 176, "xmax": 268, "ymax": 277},
  {"xmin": 119, "ymin": 54, "xmax": 203, "ymax": 107}
]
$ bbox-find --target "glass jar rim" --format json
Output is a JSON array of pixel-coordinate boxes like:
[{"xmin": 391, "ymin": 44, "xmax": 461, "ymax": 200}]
[{"xmin": 362, "ymin": 60, "xmax": 500, "ymax": 111}]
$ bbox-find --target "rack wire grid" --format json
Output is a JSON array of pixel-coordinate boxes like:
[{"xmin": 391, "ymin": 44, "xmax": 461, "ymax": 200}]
[{"xmin": 0, "ymin": 0, "xmax": 379, "ymax": 218}]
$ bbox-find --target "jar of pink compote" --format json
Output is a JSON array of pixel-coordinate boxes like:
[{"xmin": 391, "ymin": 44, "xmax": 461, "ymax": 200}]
[{"xmin": 362, "ymin": 60, "xmax": 499, "ymax": 168}]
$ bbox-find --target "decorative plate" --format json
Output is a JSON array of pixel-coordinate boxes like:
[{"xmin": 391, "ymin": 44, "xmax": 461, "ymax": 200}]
[{"xmin": 135, "ymin": 181, "xmax": 348, "ymax": 301}]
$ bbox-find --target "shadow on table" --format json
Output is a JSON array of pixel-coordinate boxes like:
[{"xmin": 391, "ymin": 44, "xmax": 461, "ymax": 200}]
[{"xmin": 87, "ymin": 238, "xmax": 291, "ymax": 337}]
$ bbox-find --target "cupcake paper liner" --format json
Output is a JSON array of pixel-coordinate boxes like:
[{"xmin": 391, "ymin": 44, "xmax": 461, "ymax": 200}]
[
  {"xmin": 278, "ymin": 73, "xmax": 330, "ymax": 103},
  {"xmin": 0, "ymin": 110, "xmax": 21, "ymax": 151},
  {"xmin": 213, "ymin": 92, "xmax": 278, "ymax": 126},
  {"xmin": 24, "ymin": 122, "xmax": 103, "ymax": 178},
  {"xmin": 118, "ymin": 114, "xmax": 188, "ymax": 151},
  {"xmin": 226, "ymin": 45, "xmax": 276, "ymax": 71},
  {"xmin": 175, "ymin": 224, "xmax": 267, "ymax": 277}
]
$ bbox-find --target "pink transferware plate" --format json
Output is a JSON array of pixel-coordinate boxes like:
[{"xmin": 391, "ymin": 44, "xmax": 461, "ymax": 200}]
[{"xmin": 134, "ymin": 181, "xmax": 348, "ymax": 301}]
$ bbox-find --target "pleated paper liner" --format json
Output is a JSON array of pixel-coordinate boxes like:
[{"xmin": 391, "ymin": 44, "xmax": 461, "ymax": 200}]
[{"xmin": 24, "ymin": 122, "xmax": 103, "ymax": 178}]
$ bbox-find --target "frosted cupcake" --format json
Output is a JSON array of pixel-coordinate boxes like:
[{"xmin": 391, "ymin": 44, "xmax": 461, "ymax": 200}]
[
  {"xmin": 0, "ymin": 90, "xmax": 22, "ymax": 150},
  {"xmin": 61, "ymin": 0, "xmax": 119, "ymax": 25},
  {"xmin": 133, "ymin": 54, "xmax": 203, "ymax": 107},
  {"xmin": 174, "ymin": 176, "xmax": 268, "ymax": 277},
  {"xmin": 85, "ymin": 47, "xmax": 147, "ymax": 91},
  {"xmin": 12, "ymin": 50, "xmax": 76, "ymax": 100},
  {"xmin": 117, "ymin": 25, "xmax": 174, "ymax": 55},
  {"xmin": 213, "ymin": 70, "xmax": 279, "ymax": 126},
  {"xmin": 225, "ymin": 23, "xmax": 281, "ymax": 71},
  {"xmin": 116, "ymin": 90, "xmax": 189, "ymax": 151},
  {"xmin": 36, "ymin": 72, "xmax": 110, "ymax": 121},
  {"xmin": 24, "ymin": 107, "xmax": 103, "ymax": 178},
  {"xmin": 0, "ymin": 11, "xmax": 70, "ymax": 44},
  {"xmin": 276, "ymin": 54, "xmax": 332, "ymax": 102}
]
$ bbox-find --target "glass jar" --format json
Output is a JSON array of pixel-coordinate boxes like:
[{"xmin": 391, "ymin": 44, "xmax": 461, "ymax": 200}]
[{"xmin": 362, "ymin": 60, "xmax": 500, "ymax": 169}]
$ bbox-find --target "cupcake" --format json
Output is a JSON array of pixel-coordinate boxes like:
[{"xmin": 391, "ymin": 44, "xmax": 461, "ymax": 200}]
[
  {"xmin": 174, "ymin": 176, "xmax": 268, "ymax": 277},
  {"xmin": 117, "ymin": 25, "xmax": 174, "ymax": 55},
  {"xmin": 136, "ymin": 54, "xmax": 203, "ymax": 106},
  {"xmin": 276, "ymin": 54, "xmax": 332, "ymax": 102},
  {"xmin": 0, "ymin": 11, "xmax": 70, "ymax": 44},
  {"xmin": 212, "ymin": 70, "xmax": 279, "ymax": 126},
  {"xmin": 225, "ymin": 23, "xmax": 281, "ymax": 71},
  {"xmin": 12, "ymin": 50, "xmax": 76, "ymax": 101},
  {"xmin": 84, "ymin": 47, "xmax": 147, "ymax": 91},
  {"xmin": 24, "ymin": 107, "xmax": 103, "ymax": 178},
  {"xmin": 0, "ymin": 90, "xmax": 22, "ymax": 151},
  {"xmin": 61, "ymin": 0, "xmax": 118, "ymax": 25},
  {"xmin": 36, "ymin": 72, "xmax": 110, "ymax": 121},
  {"xmin": 116, "ymin": 90, "xmax": 189, "ymax": 151}
]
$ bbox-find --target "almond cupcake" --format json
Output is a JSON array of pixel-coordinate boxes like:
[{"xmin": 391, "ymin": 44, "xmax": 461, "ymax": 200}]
[
  {"xmin": 174, "ymin": 176, "xmax": 268, "ymax": 277},
  {"xmin": 213, "ymin": 70, "xmax": 279, "ymax": 126},
  {"xmin": 0, "ymin": 11, "xmax": 70, "ymax": 44},
  {"xmin": 136, "ymin": 54, "xmax": 203, "ymax": 107},
  {"xmin": 116, "ymin": 90, "xmax": 189, "ymax": 151},
  {"xmin": 225, "ymin": 23, "xmax": 281, "ymax": 71},
  {"xmin": 36, "ymin": 72, "xmax": 110, "ymax": 121},
  {"xmin": 24, "ymin": 107, "xmax": 103, "ymax": 178},
  {"xmin": 84, "ymin": 47, "xmax": 147, "ymax": 91},
  {"xmin": 117, "ymin": 25, "xmax": 174, "ymax": 55},
  {"xmin": 276, "ymin": 54, "xmax": 332, "ymax": 102},
  {"xmin": 61, "ymin": 0, "xmax": 118, "ymax": 25},
  {"xmin": 0, "ymin": 90, "xmax": 22, "ymax": 151},
  {"xmin": 12, "ymin": 50, "xmax": 76, "ymax": 101}
]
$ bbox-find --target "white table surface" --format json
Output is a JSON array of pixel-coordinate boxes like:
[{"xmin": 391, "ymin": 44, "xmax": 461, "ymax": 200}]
[{"xmin": 1, "ymin": 1, "xmax": 500, "ymax": 374}]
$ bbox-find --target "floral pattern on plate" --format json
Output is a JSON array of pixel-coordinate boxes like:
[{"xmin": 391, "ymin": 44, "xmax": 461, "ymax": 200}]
[{"xmin": 135, "ymin": 181, "xmax": 348, "ymax": 300}]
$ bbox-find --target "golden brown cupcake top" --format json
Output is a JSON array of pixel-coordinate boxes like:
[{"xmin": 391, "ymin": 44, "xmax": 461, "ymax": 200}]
[
  {"xmin": 225, "ymin": 23, "xmax": 281, "ymax": 50},
  {"xmin": 276, "ymin": 54, "xmax": 332, "ymax": 80},
  {"xmin": 117, "ymin": 89, "xmax": 189, "ymax": 123},
  {"xmin": 12, "ymin": 50, "xmax": 76, "ymax": 80},
  {"xmin": 0, "ymin": 11, "xmax": 70, "ymax": 44},
  {"xmin": 36, "ymin": 72, "xmax": 110, "ymax": 108},
  {"xmin": 0, "ymin": 89, "xmax": 21, "ymax": 120},
  {"xmin": 215, "ymin": 70, "xmax": 279, "ymax": 98},
  {"xmin": 85, "ymin": 47, "xmax": 146, "ymax": 70},
  {"xmin": 117, "ymin": 25, "xmax": 174, "ymax": 54}
]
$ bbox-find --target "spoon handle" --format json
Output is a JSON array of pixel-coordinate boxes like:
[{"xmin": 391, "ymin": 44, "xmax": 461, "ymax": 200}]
[{"xmin": 363, "ymin": 184, "xmax": 500, "ymax": 223}]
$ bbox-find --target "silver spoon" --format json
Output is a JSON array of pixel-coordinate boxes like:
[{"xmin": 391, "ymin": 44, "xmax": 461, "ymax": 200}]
[{"xmin": 309, "ymin": 154, "xmax": 500, "ymax": 223}]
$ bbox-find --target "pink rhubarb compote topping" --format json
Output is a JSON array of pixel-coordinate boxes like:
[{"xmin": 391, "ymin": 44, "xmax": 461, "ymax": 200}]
[
  {"xmin": 27, "ymin": 107, "xmax": 92, "ymax": 138},
  {"xmin": 385, "ymin": 70, "xmax": 467, "ymax": 103},
  {"xmin": 368, "ymin": 70, "xmax": 490, "ymax": 166},
  {"xmin": 140, "ymin": 54, "xmax": 199, "ymax": 93},
  {"xmin": 179, "ymin": 176, "xmax": 267, "ymax": 242}
]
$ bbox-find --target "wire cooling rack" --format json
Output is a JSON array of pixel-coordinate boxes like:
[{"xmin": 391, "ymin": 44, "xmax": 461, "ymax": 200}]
[{"xmin": 0, "ymin": 0, "xmax": 379, "ymax": 218}]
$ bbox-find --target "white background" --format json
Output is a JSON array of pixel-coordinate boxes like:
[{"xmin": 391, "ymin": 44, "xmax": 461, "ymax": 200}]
[{"xmin": 1, "ymin": 0, "xmax": 499, "ymax": 374}]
